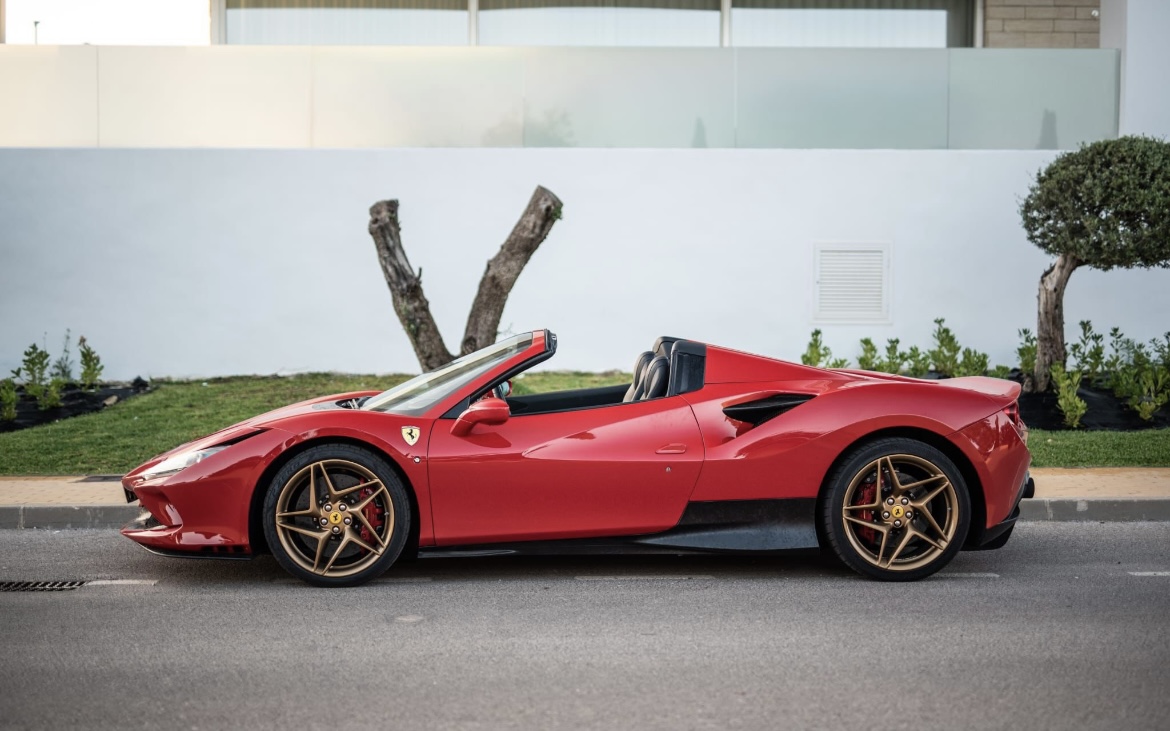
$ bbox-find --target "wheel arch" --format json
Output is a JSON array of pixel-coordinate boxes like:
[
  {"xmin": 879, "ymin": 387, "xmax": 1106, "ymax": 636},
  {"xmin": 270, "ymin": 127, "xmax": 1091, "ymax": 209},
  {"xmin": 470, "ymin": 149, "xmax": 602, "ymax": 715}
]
[
  {"xmin": 247, "ymin": 436, "xmax": 422, "ymax": 558},
  {"xmin": 813, "ymin": 426, "xmax": 987, "ymax": 550}
]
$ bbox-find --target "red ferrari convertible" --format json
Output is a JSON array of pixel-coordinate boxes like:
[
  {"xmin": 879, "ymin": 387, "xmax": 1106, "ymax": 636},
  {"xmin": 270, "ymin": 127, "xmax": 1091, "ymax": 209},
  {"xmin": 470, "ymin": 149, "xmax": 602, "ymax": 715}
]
[{"xmin": 122, "ymin": 330, "xmax": 1032, "ymax": 586}]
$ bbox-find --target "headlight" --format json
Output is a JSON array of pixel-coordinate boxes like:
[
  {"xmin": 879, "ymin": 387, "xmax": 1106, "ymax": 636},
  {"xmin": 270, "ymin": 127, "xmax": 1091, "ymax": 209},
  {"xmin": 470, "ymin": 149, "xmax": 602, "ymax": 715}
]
[{"xmin": 142, "ymin": 446, "xmax": 229, "ymax": 481}]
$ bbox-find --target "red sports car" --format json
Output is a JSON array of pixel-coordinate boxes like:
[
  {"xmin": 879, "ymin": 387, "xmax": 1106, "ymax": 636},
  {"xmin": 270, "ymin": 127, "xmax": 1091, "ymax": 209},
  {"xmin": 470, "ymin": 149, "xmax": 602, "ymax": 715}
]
[{"xmin": 122, "ymin": 330, "xmax": 1032, "ymax": 586}]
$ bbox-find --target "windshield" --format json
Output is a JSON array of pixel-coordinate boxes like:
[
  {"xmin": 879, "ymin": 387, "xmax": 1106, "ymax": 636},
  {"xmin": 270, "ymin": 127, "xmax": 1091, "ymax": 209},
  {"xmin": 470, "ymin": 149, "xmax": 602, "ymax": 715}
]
[{"xmin": 361, "ymin": 333, "xmax": 535, "ymax": 416}]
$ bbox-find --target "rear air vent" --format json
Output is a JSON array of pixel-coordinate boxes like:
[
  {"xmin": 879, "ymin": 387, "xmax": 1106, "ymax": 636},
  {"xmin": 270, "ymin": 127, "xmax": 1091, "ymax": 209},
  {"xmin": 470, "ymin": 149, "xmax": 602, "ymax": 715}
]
[
  {"xmin": 814, "ymin": 244, "xmax": 890, "ymax": 323},
  {"xmin": 723, "ymin": 394, "xmax": 814, "ymax": 426},
  {"xmin": 0, "ymin": 580, "xmax": 88, "ymax": 592}
]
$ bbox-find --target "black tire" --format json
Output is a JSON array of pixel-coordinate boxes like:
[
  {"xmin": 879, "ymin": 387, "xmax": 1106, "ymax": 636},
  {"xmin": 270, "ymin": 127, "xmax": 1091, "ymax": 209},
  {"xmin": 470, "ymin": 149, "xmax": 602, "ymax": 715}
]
[
  {"xmin": 821, "ymin": 437, "xmax": 970, "ymax": 581},
  {"xmin": 262, "ymin": 443, "xmax": 411, "ymax": 588}
]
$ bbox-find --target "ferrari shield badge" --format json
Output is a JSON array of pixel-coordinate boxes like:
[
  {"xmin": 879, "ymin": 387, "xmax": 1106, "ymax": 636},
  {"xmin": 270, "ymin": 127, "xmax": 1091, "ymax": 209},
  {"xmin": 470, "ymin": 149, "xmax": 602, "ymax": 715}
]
[{"xmin": 401, "ymin": 426, "xmax": 420, "ymax": 446}]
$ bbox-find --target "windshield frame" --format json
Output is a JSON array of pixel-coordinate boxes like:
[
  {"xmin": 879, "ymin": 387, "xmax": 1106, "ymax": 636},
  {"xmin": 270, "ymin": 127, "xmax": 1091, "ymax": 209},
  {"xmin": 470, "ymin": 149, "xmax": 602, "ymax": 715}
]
[{"xmin": 361, "ymin": 331, "xmax": 552, "ymax": 418}]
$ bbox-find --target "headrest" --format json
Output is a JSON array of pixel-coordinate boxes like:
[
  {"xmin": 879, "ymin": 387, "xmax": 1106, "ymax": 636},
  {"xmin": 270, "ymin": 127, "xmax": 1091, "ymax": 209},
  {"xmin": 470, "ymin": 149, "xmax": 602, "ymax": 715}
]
[
  {"xmin": 641, "ymin": 356, "xmax": 670, "ymax": 400},
  {"xmin": 623, "ymin": 351, "xmax": 655, "ymax": 402}
]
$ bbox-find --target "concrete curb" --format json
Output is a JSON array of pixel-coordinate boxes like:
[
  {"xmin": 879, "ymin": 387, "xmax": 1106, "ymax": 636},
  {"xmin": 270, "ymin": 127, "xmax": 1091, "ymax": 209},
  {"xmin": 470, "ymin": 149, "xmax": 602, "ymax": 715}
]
[
  {"xmin": 1, "ymin": 499, "xmax": 1169, "ymax": 530},
  {"xmin": 1018, "ymin": 498, "xmax": 1170, "ymax": 522},
  {"xmin": 0, "ymin": 505, "xmax": 141, "ymax": 530}
]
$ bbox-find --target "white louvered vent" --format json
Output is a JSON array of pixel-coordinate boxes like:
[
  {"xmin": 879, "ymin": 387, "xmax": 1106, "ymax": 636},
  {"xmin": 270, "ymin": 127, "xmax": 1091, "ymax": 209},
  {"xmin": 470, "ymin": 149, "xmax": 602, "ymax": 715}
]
[{"xmin": 814, "ymin": 244, "xmax": 890, "ymax": 323}]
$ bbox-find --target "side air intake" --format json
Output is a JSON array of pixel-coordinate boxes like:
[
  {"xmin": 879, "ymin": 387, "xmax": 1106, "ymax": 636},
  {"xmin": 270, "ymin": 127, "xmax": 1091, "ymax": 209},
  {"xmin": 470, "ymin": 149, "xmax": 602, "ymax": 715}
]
[{"xmin": 722, "ymin": 394, "xmax": 814, "ymax": 427}]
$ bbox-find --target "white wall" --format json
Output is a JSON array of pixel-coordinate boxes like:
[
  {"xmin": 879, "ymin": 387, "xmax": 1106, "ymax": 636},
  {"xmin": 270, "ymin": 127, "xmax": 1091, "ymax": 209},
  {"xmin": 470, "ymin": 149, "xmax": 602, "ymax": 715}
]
[
  {"xmin": 1102, "ymin": 0, "xmax": 1170, "ymax": 139},
  {"xmin": 2, "ymin": 148, "xmax": 1168, "ymax": 381},
  {"xmin": 1117, "ymin": 0, "xmax": 1170, "ymax": 139}
]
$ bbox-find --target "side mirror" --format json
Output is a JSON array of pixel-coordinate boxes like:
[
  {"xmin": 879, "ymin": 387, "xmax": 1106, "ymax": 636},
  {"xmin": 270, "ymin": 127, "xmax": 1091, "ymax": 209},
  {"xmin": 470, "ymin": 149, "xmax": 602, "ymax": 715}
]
[{"xmin": 451, "ymin": 397, "xmax": 510, "ymax": 437}]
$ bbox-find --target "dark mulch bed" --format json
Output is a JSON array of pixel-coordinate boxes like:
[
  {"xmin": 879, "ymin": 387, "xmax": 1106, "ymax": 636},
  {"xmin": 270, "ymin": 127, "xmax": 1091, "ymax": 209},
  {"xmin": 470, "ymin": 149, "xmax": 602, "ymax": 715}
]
[
  {"xmin": 1018, "ymin": 385, "xmax": 1170, "ymax": 431},
  {"xmin": 1, "ymin": 378, "xmax": 150, "ymax": 434}
]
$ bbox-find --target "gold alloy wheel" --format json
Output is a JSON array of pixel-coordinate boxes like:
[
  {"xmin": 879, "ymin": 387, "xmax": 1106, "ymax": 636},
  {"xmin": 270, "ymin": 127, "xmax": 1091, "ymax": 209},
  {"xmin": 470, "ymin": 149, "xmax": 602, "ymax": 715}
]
[
  {"xmin": 273, "ymin": 459, "xmax": 395, "ymax": 578},
  {"xmin": 840, "ymin": 454, "xmax": 959, "ymax": 572}
]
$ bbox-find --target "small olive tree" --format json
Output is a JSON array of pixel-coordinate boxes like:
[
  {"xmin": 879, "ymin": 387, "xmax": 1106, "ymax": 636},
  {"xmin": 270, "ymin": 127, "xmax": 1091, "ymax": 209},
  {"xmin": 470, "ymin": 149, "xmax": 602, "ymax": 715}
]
[{"xmin": 1020, "ymin": 135, "xmax": 1170, "ymax": 392}]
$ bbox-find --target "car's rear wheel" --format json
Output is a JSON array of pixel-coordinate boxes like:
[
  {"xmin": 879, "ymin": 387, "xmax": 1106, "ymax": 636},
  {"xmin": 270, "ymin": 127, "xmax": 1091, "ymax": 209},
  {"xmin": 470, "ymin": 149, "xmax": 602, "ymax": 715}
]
[
  {"xmin": 262, "ymin": 444, "xmax": 410, "ymax": 587},
  {"xmin": 822, "ymin": 437, "xmax": 970, "ymax": 581}
]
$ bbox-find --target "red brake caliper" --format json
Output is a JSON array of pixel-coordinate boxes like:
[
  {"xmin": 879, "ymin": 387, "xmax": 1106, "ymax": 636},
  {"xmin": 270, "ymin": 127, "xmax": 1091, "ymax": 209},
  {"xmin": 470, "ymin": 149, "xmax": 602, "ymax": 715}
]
[
  {"xmin": 856, "ymin": 478, "xmax": 877, "ymax": 545},
  {"xmin": 358, "ymin": 485, "xmax": 384, "ymax": 547}
]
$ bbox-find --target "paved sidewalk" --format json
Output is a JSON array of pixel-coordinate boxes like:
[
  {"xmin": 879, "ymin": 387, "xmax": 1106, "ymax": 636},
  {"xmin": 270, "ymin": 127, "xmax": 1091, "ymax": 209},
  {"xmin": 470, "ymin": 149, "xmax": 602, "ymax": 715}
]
[{"xmin": 1, "ymin": 468, "xmax": 1169, "ymax": 529}]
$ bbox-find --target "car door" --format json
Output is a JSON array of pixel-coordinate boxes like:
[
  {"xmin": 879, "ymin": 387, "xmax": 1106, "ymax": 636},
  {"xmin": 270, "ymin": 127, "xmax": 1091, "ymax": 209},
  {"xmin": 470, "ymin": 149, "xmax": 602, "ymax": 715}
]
[{"xmin": 427, "ymin": 395, "xmax": 704, "ymax": 545}]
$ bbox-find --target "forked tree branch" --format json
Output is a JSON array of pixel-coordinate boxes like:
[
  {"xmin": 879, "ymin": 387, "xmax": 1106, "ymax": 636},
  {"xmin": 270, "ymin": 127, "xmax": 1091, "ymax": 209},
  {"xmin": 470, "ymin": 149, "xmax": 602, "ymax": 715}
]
[{"xmin": 368, "ymin": 186, "xmax": 563, "ymax": 372}]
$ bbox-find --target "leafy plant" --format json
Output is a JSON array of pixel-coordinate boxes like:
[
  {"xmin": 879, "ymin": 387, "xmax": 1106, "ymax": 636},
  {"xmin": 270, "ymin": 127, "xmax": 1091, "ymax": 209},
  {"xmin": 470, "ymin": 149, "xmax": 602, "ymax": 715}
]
[
  {"xmin": 40, "ymin": 378, "xmax": 64, "ymax": 411},
  {"xmin": 880, "ymin": 338, "xmax": 908, "ymax": 374},
  {"xmin": 78, "ymin": 336, "xmax": 104, "ymax": 391},
  {"xmin": 1050, "ymin": 363, "xmax": 1087, "ymax": 429},
  {"xmin": 955, "ymin": 347, "xmax": 990, "ymax": 378},
  {"xmin": 19, "ymin": 343, "xmax": 50, "ymax": 402},
  {"xmin": 857, "ymin": 338, "xmax": 880, "ymax": 371},
  {"xmin": 928, "ymin": 318, "xmax": 961, "ymax": 377},
  {"xmin": 1017, "ymin": 328, "xmax": 1037, "ymax": 376},
  {"xmin": 1150, "ymin": 332, "xmax": 1170, "ymax": 372},
  {"xmin": 1130, "ymin": 368, "xmax": 1170, "ymax": 421},
  {"xmin": 801, "ymin": 330, "xmax": 848, "ymax": 369},
  {"xmin": 51, "ymin": 328, "xmax": 75, "ymax": 383},
  {"xmin": 0, "ymin": 379, "xmax": 16, "ymax": 422},
  {"xmin": 905, "ymin": 346, "xmax": 931, "ymax": 378},
  {"xmin": 989, "ymin": 365, "xmax": 1013, "ymax": 380},
  {"xmin": 1109, "ymin": 336, "xmax": 1152, "ymax": 403},
  {"xmin": 1067, "ymin": 320, "xmax": 1105, "ymax": 386}
]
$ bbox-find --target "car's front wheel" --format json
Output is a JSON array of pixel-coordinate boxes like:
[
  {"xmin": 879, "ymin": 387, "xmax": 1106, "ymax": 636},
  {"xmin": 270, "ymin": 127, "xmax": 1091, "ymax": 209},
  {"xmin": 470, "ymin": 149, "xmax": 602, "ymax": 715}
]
[
  {"xmin": 262, "ymin": 444, "xmax": 411, "ymax": 587},
  {"xmin": 822, "ymin": 438, "xmax": 970, "ymax": 581}
]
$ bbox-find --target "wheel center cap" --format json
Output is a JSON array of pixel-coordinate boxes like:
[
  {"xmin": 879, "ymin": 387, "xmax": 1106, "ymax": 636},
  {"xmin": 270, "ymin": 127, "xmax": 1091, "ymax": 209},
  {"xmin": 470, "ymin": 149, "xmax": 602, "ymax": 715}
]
[
  {"xmin": 329, "ymin": 511, "xmax": 343, "ymax": 526},
  {"xmin": 890, "ymin": 505, "xmax": 905, "ymax": 519}
]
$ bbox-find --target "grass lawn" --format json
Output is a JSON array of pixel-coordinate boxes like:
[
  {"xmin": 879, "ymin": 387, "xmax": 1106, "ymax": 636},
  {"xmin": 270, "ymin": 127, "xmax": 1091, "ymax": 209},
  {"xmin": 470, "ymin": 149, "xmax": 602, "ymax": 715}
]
[
  {"xmin": 1026, "ymin": 428, "xmax": 1170, "ymax": 468},
  {"xmin": 0, "ymin": 372, "xmax": 1167, "ymax": 474},
  {"xmin": 0, "ymin": 371, "xmax": 628, "ymax": 475}
]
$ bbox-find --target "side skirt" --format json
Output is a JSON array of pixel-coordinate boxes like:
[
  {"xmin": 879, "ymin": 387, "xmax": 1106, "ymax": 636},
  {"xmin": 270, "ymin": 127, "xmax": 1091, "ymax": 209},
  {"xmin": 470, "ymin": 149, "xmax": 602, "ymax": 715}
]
[{"xmin": 418, "ymin": 499, "xmax": 821, "ymax": 558}]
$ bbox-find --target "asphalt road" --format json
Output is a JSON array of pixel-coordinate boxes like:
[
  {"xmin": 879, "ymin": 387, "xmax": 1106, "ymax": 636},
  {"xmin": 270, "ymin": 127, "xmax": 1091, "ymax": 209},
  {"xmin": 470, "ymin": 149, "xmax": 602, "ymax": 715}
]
[{"xmin": 0, "ymin": 523, "xmax": 1168, "ymax": 731}]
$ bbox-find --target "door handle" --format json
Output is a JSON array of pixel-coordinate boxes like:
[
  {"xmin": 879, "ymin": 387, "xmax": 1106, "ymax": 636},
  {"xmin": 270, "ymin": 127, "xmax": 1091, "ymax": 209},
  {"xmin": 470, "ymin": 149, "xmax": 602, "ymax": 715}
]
[{"xmin": 656, "ymin": 443, "xmax": 687, "ymax": 455}]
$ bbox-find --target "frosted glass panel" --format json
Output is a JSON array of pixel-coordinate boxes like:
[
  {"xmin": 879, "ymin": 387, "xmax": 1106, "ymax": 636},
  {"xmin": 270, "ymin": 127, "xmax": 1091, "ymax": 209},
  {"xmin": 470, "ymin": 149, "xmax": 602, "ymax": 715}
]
[
  {"xmin": 479, "ymin": 7, "xmax": 719, "ymax": 46},
  {"xmin": 736, "ymin": 49, "xmax": 948, "ymax": 149},
  {"xmin": 732, "ymin": 9, "xmax": 947, "ymax": 48},
  {"xmin": 227, "ymin": 7, "xmax": 469, "ymax": 45},
  {"xmin": 948, "ymin": 50, "xmax": 1120, "ymax": 150},
  {"xmin": 313, "ymin": 48, "xmax": 524, "ymax": 146},
  {"xmin": 522, "ymin": 48, "xmax": 733, "ymax": 147}
]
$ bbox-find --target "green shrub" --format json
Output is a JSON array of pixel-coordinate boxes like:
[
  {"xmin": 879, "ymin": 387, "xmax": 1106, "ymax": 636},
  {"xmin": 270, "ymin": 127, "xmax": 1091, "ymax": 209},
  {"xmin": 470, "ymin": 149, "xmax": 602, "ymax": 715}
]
[
  {"xmin": 1128, "ymin": 366, "xmax": 1169, "ymax": 421},
  {"xmin": 1067, "ymin": 320, "xmax": 1105, "ymax": 386},
  {"xmin": 906, "ymin": 346, "xmax": 931, "ymax": 377},
  {"xmin": 1017, "ymin": 328, "xmax": 1037, "ymax": 375},
  {"xmin": 19, "ymin": 343, "xmax": 50, "ymax": 402},
  {"xmin": 880, "ymin": 339, "xmax": 908, "ymax": 374},
  {"xmin": 40, "ymin": 378, "xmax": 64, "ymax": 411},
  {"xmin": 989, "ymin": 365, "xmax": 1013, "ymax": 380},
  {"xmin": 78, "ymin": 336, "xmax": 104, "ymax": 391},
  {"xmin": 955, "ymin": 347, "xmax": 990, "ymax": 378},
  {"xmin": 857, "ymin": 338, "xmax": 880, "ymax": 371},
  {"xmin": 51, "ymin": 329, "xmax": 75, "ymax": 383},
  {"xmin": 928, "ymin": 318, "xmax": 961, "ymax": 376},
  {"xmin": 1051, "ymin": 363, "xmax": 1088, "ymax": 428},
  {"xmin": 802, "ymin": 330, "xmax": 849, "ymax": 369},
  {"xmin": 0, "ymin": 379, "xmax": 16, "ymax": 422}
]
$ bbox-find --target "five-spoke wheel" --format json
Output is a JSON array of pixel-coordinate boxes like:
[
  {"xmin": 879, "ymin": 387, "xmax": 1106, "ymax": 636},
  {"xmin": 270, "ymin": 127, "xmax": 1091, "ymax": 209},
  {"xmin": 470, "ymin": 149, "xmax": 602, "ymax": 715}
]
[
  {"xmin": 822, "ymin": 438, "xmax": 970, "ymax": 581},
  {"xmin": 263, "ymin": 444, "xmax": 411, "ymax": 587}
]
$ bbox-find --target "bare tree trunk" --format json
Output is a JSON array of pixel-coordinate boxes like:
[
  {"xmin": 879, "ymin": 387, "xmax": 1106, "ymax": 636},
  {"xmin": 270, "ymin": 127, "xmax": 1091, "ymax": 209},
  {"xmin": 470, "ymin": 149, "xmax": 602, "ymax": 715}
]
[
  {"xmin": 460, "ymin": 186, "xmax": 563, "ymax": 355},
  {"xmin": 368, "ymin": 200, "xmax": 454, "ymax": 371},
  {"xmin": 368, "ymin": 186, "xmax": 562, "ymax": 372},
  {"xmin": 1033, "ymin": 251, "xmax": 1081, "ymax": 393}
]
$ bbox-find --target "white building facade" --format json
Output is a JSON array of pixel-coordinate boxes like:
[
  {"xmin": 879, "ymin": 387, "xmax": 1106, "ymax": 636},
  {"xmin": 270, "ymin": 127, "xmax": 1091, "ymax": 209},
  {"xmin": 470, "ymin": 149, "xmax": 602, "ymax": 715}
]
[{"xmin": 0, "ymin": 0, "xmax": 1167, "ymax": 379}]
